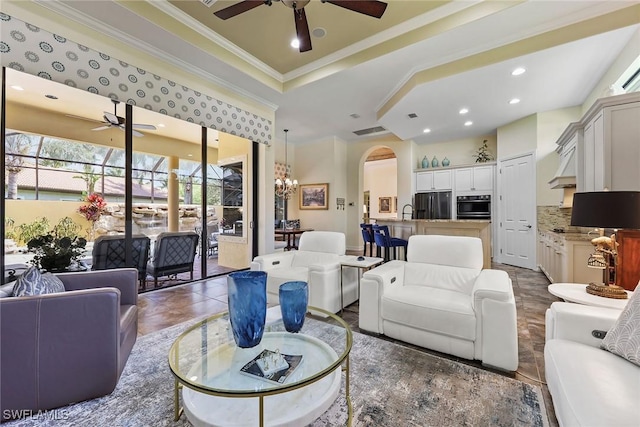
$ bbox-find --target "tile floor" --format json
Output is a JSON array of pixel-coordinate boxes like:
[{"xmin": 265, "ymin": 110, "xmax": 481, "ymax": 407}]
[{"xmin": 137, "ymin": 261, "xmax": 561, "ymax": 426}]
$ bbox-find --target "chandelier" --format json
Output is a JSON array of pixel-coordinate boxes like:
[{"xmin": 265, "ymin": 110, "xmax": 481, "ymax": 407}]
[{"xmin": 275, "ymin": 129, "xmax": 298, "ymax": 200}]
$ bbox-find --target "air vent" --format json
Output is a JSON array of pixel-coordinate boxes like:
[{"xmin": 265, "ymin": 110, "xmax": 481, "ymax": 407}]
[
  {"xmin": 349, "ymin": 113, "xmax": 361, "ymax": 119},
  {"xmin": 353, "ymin": 126, "xmax": 386, "ymax": 136},
  {"xmin": 199, "ymin": 0, "xmax": 215, "ymax": 7},
  {"xmin": 408, "ymin": 113, "xmax": 418, "ymax": 119}
]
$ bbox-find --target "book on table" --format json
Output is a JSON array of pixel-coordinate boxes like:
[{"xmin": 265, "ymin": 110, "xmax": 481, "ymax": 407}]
[{"xmin": 240, "ymin": 349, "xmax": 303, "ymax": 385}]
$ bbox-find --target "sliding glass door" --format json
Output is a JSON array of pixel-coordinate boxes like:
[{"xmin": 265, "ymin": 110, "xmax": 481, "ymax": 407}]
[{"xmin": 2, "ymin": 67, "xmax": 256, "ymax": 287}]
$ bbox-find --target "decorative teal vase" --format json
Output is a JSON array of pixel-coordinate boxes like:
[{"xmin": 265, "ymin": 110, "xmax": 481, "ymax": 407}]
[
  {"xmin": 442, "ymin": 157, "xmax": 450, "ymax": 167},
  {"xmin": 279, "ymin": 281, "xmax": 308, "ymax": 333},
  {"xmin": 431, "ymin": 156, "xmax": 439, "ymax": 167},
  {"xmin": 421, "ymin": 156, "xmax": 429, "ymax": 169},
  {"xmin": 227, "ymin": 271, "xmax": 267, "ymax": 348}
]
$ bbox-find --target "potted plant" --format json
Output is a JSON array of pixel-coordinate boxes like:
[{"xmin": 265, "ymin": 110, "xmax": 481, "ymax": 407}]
[
  {"xmin": 27, "ymin": 234, "xmax": 87, "ymax": 272},
  {"xmin": 27, "ymin": 233, "xmax": 87, "ymax": 272},
  {"xmin": 475, "ymin": 139, "xmax": 495, "ymax": 163},
  {"xmin": 78, "ymin": 193, "xmax": 107, "ymax": 241}
]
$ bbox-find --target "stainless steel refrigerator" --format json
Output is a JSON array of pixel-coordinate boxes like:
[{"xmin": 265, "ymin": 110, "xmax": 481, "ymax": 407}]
[{"xmin": 414, "ymin": 191, "xmax": 452, "ymax": 219}]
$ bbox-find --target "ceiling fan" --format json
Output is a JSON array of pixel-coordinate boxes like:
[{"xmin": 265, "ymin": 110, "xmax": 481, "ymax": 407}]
[
  {"xmin": 67, "ymin": 99, "xmax": 157, "ymax": 137},
  {"xmin": 213, "ymin": 0, "xmax": 388, "ymax": 52}
]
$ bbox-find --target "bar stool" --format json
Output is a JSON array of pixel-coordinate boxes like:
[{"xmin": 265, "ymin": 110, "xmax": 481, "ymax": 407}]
[
  {"xmin": 360, "ymin": 223, "xmax": 374, "ymax": 257},
  {"xmin": 372, "ymin": 225, "xmax": 408, "ymax": 262}
]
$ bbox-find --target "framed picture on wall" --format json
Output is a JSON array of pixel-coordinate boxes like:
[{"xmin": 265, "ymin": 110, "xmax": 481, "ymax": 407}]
[
  {"xmin": 379, "ymin": 197, "xmax": 391, "ymax": 213},
  {"xmin": 299, "ymin": 183, "xmax": 329, "ymax": 210}
]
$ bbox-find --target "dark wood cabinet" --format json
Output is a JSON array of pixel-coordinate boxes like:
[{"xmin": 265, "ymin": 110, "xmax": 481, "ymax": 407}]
[{"xmin": 617, "ymin": 229, "xmax": 640, "ymax": 291}]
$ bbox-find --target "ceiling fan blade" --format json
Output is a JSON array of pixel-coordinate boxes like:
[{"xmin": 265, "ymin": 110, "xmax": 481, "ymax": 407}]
[
  {"xmin": 325, "ymin": 0, "xmax": 387, "ymax": 18},
  {"xmin": 117, "ymin": 125, "xmax": 145, "ymax": 137},
  {"xmin": 214, "ymin": 0, "xmax": 265, "ymax": 20},
  {"xmin": 65, "ymin": 114, "xmax": 105, "ymax": 124},
  {"xmin": 294, "ymin": 8, "xmax": 312, "ymax": 52},
  {"xmin": 91, "ymin": 126, "xmax": 111, "ymax": 131},
  {"xmin": 132, "ymin": 123, "xmax": 157, "ymax": 130},
  {"xmin": 103, "ymin": 112, "xmax": 120, "ymax": 125}
]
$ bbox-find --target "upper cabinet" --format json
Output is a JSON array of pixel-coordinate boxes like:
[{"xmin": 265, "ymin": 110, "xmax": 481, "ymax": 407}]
[
  {"xmin": 415, "ymin": 169, "xmax": 452, "ymax": 192},
  {"xmin": 454, "ymin": 165, "xmax": 494, "ymax": 193},
  {"xmin": 576, "ymin": 92, "xmax": 640, "ymax": 192}
]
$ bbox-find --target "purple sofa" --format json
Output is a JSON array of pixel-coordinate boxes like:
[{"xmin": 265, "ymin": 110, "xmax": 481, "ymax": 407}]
[{"xmin": 0, "ymin": 268, "xmax": 138, "ymax": 422}]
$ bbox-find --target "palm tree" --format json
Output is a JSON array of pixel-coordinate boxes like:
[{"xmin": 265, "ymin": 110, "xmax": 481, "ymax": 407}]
[{"xmin": 5, "ymin": 133, "xmax": 38, "ymax": 199}]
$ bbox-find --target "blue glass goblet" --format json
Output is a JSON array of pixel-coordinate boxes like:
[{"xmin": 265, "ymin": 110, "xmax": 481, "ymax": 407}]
[{"xmin": 279, "ymin": 281, "xmax": 308, "ymax": 333}]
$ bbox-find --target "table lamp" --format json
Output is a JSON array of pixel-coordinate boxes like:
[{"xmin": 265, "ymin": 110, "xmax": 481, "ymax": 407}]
[{"xmin": 570, "ymin": 191, "xmax": 640, "ymax": 299}]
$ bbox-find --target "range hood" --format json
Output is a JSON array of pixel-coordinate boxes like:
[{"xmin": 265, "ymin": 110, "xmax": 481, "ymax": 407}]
[{"xmin": 548, "ymin": 146, "xmax": 576, "ymax": 189}]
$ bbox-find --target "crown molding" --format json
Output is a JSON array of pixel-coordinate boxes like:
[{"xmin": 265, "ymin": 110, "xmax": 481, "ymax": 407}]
[
  {"xmin": 33, "ymin": 0, "xmax": 279, "ymax": 112},
  {"xmin": 147, "ymin": 0, "xmax": 283, "ymax": 84}
]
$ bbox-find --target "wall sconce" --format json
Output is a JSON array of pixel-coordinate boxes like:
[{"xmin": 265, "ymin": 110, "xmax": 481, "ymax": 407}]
[{"xmin": 570, "ymin": 191, "xmax": 640, "ymax": 299}]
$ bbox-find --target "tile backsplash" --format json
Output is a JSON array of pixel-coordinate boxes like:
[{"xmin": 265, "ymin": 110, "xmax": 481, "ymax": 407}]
[{"xmin": 537, "ymin": 206, "xmax": 581, "ymax": 232}]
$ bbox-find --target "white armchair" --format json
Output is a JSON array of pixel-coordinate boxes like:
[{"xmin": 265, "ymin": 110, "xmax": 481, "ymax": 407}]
[
  {"xmin": 251, "ymin": 231, "xmax": 357, "ymax": 314},
  {"xmin": 359, "ymin": 235, "xmax": 518, "ymax": 371},
  {"xmin": 545, "ymin": 301, "xmax": 639, "ymax": 426}
]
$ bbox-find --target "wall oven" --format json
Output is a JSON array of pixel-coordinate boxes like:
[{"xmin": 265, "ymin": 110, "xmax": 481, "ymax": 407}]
[{"xmin": 456, "ymin": 195, "xmax": 491, "ymax": 220}]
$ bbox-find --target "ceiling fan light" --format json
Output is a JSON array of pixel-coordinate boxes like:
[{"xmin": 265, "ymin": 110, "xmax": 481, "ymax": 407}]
[
  {"xmin": 291, "ymin": 38, "xmax": 300, "ymax": 49},
  {"xmin": 282, "ymin": 0, "xmax": 310, "ymax": 10}
]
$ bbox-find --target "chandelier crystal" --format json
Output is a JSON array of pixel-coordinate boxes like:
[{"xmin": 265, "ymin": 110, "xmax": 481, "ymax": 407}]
[{"xmin": 275, "ymin": 129, "xmax": 298, "ymax": 200}]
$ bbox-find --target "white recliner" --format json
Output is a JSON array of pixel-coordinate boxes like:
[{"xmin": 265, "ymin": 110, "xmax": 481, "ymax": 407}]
[
  {"xmin": 545, "ymin": 301, "xmax": 640, "ymax": 426},
  {"xmin": 359, "ymin": 235, "xmax": 518, "ymax": 371},
  {"xmin": 251, "ymin": 231, "xmax": 357, "ymax": 314}
]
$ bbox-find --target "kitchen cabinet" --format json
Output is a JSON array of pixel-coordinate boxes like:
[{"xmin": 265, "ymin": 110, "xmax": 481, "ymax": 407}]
[
  {"xmin": 578, "ymin": 92, "xmax": 640, "ymax": 192},
  {"xmin": 537, "ymin": 230, "xmax": 601, "ymax": 284},
  {"xmin": 415, "ymin": 170, "xmax": 452, "ymax": 192},
  {"xmin": 454, "ymin": 165, "xmax": 494, "ymax": 193}
]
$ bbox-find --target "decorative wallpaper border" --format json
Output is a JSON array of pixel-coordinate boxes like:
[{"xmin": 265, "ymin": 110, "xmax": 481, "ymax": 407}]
[{"xmin": 0, "ymin": 13, "xmax": 271, "ymax": 145}]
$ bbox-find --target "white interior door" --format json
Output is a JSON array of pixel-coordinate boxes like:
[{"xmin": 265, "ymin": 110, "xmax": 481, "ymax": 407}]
[{"xmin": 498, "ymin": 153, "xmax": 537, "ymax": 269}]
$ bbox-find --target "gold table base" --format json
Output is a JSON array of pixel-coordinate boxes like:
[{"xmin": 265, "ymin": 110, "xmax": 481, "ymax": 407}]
[{"xmin": 586, "ymin": 283, "xmax": 628, "ymax": 299}]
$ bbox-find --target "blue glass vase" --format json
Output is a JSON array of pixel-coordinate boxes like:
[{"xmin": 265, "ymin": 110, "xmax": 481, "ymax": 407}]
[
  {"xmin": 227, "ymin": 271, "xmax": 267, "ymax": 348},
  {"xmin": 279, "ymin": 281, "xmax": 308, "ymax": 333}
]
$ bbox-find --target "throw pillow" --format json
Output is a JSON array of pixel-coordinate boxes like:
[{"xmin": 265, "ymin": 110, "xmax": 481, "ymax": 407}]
[
  {"xmin": 0, "ymin": 283, "xmax": 15, "ymax": 298},
  {"xmin": 11, "ymin": 266, "xmax": 65, "ymax": 297},
  {"xmin": 601, "ymin": 288, "xmax": 640, "ymax": 366}
]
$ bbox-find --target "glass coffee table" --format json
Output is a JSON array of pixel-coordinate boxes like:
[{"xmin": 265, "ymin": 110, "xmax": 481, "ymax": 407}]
[{"xmin": 169, "ymin": 306, "xmax": 353, "ymax": 426}]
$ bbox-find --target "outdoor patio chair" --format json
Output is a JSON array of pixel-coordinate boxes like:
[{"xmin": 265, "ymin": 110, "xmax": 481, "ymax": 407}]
[
  {"xmin": 91, "ymin": 234, "xmax": 151, "ymax": 288},
  {"xmin": 147, "ymin": 231, "xmax": 199, "ymax": 287}
]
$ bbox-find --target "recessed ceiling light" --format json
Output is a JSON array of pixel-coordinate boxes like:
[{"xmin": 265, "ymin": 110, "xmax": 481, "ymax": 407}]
[
  {"xmin": 291, "ymin": 39, "xmax": 300, "ymax": 49},
  {"xmin": 512, "ymin": 67, "xmax": 526, "ymax": 76},
  {"xmin": 188, "ymin": 154, "xmax": 193, "ymax": 157},
  {"xmin": 45, "ymin": 94, "xmax": 58, "ymax": 100},
  {"xmin": 464, "ymin": 121, "xmax": 473, "ymax": 126},
  {"xmin": 157, "ymin": 123, "xmax": 166, "ymax": 128},
  {"xmin": 509, "ymin": 98, "xmax": 521, "ymax": 105},
  {"xmin": 423, "ymin": 128, "xmax": 431, "ymax": 133},
  {"xmin": 459, "ymin": 108, "xmax": 469, "ymax": 115},
  {"xmin": 311, "ymin": 27, "xmax": 326, "ymax": 38},
  {"xmin": 11, "ymin": 85, "xmax": 24, "ymax": 91}
]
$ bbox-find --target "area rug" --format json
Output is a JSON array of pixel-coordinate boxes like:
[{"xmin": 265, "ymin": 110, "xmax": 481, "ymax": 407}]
[{"xmin": 6, "ymin": 317, "xmax": 548, "ymax": 427}]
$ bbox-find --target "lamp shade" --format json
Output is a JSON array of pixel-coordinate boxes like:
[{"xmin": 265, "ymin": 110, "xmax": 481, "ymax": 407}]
[{"xmin": 571, "ymin": 191, "xmax": 640, "ymax": 229}]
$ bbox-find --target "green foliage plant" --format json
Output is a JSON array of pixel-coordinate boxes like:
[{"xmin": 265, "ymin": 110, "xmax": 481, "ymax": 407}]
[
  {"xmin": 16, "ymin": 217, "xmax": 50, "ymax": 246},
  {"xmin": 52, "ymin": 217, "xmax": 81, "ymax": 240},
  {"xmin": 4, "ymin": 217, "xmax": 17, "ymax": 240},
  {"xmin": 475, "ymin": 139, "xmax": 495, "ymax": 163}
]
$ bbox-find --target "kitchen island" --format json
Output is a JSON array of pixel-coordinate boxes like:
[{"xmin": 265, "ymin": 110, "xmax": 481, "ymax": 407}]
[{"xmin": 372, "ymin": 219, "xmax": 492, "ymax": 268}]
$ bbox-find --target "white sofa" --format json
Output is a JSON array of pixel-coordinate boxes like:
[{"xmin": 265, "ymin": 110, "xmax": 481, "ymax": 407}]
[
  {"xmin": 545, "ymin": 302, "xmax": 640, "ymax": 426},
  {"xmin": 359, "ymin": 235, "xmax": 518, "ymax": 371},
  {"xmin": 251, "ymin": 231, "xmax": 357, "ymax": 314}
]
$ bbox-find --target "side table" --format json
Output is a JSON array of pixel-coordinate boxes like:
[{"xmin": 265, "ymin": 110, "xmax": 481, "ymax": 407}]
[
  {"xmin": 548, "ymin": 283, "xmax": 631, "ymax": 310},
  {"xmin": 339, "ymin": 255, "xmax": 384, "ymax": 314}
]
